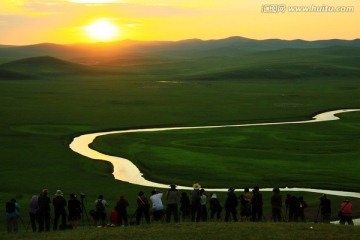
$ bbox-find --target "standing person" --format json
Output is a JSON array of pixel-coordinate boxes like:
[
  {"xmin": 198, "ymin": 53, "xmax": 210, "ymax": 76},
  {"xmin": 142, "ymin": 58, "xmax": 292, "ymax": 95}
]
[
  {"xmin": 136, "ymin": 191, "xmax": 150, "ymax": 225},
  {"xmin": 6, "ymin": 198, "xmax": 20, "ymax": 233},
  {"xmin": 166, "ymin": 184, "xmax": 180, "ymax": 223},
  {"xmin": 320, "ymin": 194, "xmax": 331, "ymax": 223},
  {"xmin": 251, "ymin": 186, "xmax": 263, "ymax": 222},
  {"xmin": 285, "ymin": 194, "xmax": 291, "ymax": 221},
  {"xmin": 270, "ymin": 187, "xmax": 282, "ymax": 222},
  {"xmin": 298, "ymin": 196, "xmax": 308, "ymax": 222},
  {"xmin": 52, "ymin": 190, "xmax": 67, "ymax": 230},
  {"xmin": 199, "ymin": 189, "xmax": 208, "ymax": 221},
  {"xmin": 224, "ymin": 186, "xmax": 238, "ymax": 222},
  {"xmin": 339, "ymin": 199, "xmax": 353, "ymax": 225},
  {"xmin": 94, "ymin": 195, "xmax": 108, "ymax": 227},
  {"xmin": 190, "ymin": 183, "xmax": 201, "ymax": 222},
  {"xmin": 28, "ymin": 195, "xmax": 39, "ymax": 232},
  {"xmin": 209, "ymin": 193, "xmax": 222, "ymax": 220},
  {"xmin": 289, "ymin": 195, "xmax": 300, "ymax": 222},
  {"xmin": 239, "ymin": 188, "xmax": 252, "ymax": 221},
  {"xmin": 180, "ymin": 192, "xmax": 191, "ymax": 222},
  {"xmin": 68, "ymin": 193, "xmax": 81, "ymax": 229},
  {"xmin": 109, "ymin": 207, "xmax": 118, "ymax": 226},
  {"xmin": 116, "ymin": 195, "xmax": 129, "ymax": 226},
  {"xmin": 150, "ymin": 190, "xmax": 164, "ymax": 222},
  {"xmin": 37, "ymin": 189, "xmax": 51, "ymax": 232}
]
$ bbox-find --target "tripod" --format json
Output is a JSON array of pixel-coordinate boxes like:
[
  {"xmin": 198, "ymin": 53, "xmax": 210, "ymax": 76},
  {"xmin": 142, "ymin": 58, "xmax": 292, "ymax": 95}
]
[
  {"xmin": 314, "ymin": 204, "xmax": 321, "ymax": 223},
  {"xmin": 19, "ymin": 215, "xmax": 28, "ymax": 232},
  {"xmin": 80, "ymin": 193, "xmax": 92, "ymax": 226}
]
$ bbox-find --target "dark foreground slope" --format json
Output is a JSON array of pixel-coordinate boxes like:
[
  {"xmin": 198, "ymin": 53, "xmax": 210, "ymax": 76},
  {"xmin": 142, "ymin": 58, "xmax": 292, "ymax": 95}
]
[{"xmin": 2, "ymin": 223, "xmax": 360, "ymax": 240}]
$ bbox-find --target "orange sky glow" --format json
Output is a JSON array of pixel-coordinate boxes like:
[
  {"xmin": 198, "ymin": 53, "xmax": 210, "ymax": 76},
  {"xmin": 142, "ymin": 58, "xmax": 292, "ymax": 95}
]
[{"xmin": 0, "ymin": 0, "xmax": 359, "ymax": 45}]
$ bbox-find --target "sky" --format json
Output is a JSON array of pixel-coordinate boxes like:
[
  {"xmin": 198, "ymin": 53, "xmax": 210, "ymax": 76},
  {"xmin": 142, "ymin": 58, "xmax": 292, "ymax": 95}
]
[{"xmin": 0, "ymin": 0, "xmax": 359, "ymax": 45}]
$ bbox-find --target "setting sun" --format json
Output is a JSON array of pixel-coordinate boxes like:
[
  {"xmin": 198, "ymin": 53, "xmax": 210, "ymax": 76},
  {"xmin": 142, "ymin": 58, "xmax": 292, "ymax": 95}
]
[{"xmin": 83, "ymin": 20, "xmax": 121, "ymax": 42}]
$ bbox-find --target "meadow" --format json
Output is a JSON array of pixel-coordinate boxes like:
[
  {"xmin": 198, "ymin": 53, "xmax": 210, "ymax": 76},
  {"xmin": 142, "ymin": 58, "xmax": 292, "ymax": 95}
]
[
  {"xmin": 90, "ymin": 111, "xmax": 360, "ymax": 190},
  {"xmin": 0, "ymin": 44, "xmax": 360, "ymax": 236}
]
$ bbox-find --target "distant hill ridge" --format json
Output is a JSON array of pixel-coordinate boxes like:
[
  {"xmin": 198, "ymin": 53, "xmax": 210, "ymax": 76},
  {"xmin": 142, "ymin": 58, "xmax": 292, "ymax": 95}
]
[
  {"xmin": 0, "ymin": 36, "xmax": 359, "ymax": 64},
  {"xmin": 0, "ymin": 56, "xmax": 94, "ymax": 79}
]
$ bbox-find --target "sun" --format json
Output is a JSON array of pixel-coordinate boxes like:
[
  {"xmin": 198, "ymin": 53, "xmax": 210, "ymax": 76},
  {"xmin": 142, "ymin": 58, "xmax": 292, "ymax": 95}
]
[{"xmin": 84, "ymin": 20, "xmax": 121, "ymax": 42}]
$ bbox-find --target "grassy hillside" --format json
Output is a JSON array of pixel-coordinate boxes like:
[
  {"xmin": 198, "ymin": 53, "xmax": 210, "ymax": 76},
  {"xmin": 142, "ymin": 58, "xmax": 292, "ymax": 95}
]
[
  {"xmin": 2, "ymin": 222, "xmax": 360, "ymax": 240},
  {"xmin": 1, "ymin": 37, "xmax": 360, "ymax": 64},
  {"xmin": 0, "ymin": 56, "xmax": 106, "ymax": 78},
  {"xmin": 0, "ymin": 43, "xmax": 359, "ymax": 233}
]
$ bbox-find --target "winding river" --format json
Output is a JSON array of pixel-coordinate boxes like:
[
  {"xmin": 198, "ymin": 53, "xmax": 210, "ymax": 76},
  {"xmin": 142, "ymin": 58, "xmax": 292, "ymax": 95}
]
[{"xmin": 70, "ymin": 109, "xmax": 360, "ymax": 198}]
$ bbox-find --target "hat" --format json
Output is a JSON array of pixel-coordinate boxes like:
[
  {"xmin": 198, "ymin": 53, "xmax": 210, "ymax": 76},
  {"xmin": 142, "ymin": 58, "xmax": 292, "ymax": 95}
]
[
  {"xmin": 211, "ymin": 193, "xmax": 217, "ymax": 199},
  {"xmin": 55, "ymin": 190, "xmax": 63, "ymax": 196},
  {"xmin": 192, "ymin": 183, "xmax": 201, "ymax": 190}
]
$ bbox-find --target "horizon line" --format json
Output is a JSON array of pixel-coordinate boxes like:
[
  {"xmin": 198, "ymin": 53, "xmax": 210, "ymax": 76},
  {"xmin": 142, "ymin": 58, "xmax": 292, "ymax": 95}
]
[{"xmin": 1, "ymin": 35, "xmax": 360, "ymax": 47}]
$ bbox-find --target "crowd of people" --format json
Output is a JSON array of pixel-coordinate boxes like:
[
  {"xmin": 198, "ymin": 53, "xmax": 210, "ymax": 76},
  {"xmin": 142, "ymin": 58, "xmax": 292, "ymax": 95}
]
[{"xmin": 5, "ymin": 184, "xmax": 354, "ymax": 233}]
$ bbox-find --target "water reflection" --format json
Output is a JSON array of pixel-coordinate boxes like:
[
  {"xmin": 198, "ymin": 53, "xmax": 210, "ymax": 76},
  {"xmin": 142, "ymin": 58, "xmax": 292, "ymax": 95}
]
[{"xmin": 69, "ymin": 109, "xmax": 360, "ymax": 197}]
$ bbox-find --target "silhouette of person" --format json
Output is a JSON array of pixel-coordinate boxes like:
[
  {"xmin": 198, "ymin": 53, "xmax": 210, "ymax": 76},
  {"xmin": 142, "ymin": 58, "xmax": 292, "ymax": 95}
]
[
  {"xmin": 225, "ymin": 186, "xmax": 238, "ymax": 222},
  {"xmin": 251, "ymin": 186, "xmax": 263, "ymax": 221},
  {"xmin": 38, "ymin": 189, "xmax": 51, "ymax": 232},
  {"xmin": 270, "ymin": 187, "xmax": 282, "ymax": 222},
  {"xmin": 52, "ymin": 190, "xmax": 67, "ymax": 230}
]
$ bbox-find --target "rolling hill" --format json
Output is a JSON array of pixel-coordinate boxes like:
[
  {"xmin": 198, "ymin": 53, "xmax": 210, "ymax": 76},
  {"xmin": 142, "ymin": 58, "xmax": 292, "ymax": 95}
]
[
  {"xmin": 0, "ymin": 56, "xmax": 99, "ymax": 79},
  {"xmin": 0, "ymin": 37, "xmax": 360, "ymax": 64}
]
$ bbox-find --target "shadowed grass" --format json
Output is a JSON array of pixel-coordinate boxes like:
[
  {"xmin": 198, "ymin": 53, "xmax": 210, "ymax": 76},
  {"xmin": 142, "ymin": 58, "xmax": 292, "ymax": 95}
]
[{"xmin": 2, "ymin": 222, "xmax": 360, "ymax": 240}]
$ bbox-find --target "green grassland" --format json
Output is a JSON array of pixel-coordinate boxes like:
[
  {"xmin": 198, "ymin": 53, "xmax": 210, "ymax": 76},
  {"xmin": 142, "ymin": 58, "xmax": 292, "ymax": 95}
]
[
  {"xmin": 0, "ymin": 45, "xmax": 360, "ymax": 235},
  {"xmin": 90, "ymin": 112, "xmax": 360, "ymax": 191}
]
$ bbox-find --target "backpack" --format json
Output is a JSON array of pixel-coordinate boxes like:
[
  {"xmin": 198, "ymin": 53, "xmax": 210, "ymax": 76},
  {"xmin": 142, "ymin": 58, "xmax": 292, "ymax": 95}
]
[
  {"xmin": 6, "ymin": 201, "xmax": 16, "ymax": 213},
  {"xmin": 96, "ymin": 200, "xmax": 105, "ymax": 212}
]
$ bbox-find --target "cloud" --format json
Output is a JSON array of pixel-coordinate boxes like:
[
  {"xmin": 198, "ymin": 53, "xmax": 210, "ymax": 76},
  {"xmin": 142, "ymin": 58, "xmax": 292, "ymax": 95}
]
[
  {"xmin": 1, "ymin": 0, "xmax": 197, "ymax": 18},
  {"xmin": 67, "ymin": 0, "xmax": 122, "ymax": 3}
]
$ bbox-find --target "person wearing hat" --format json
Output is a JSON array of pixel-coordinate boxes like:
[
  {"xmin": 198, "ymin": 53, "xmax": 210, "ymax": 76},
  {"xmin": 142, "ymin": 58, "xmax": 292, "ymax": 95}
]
[
  {"xmin": 209, "ymin": 193, "xmax": 222, "ymax": 220},
  {"xmin": 191, "ymin": 183, "xmax": 201, "ymax": 222},
  {"xmin": 38, "ymin": 189, "xmax": 51, "ymax": 232},
  {"xmin": 53, "ymin": 190, "xmax": 67, "ymax": 230}
]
